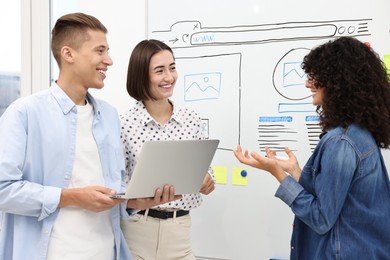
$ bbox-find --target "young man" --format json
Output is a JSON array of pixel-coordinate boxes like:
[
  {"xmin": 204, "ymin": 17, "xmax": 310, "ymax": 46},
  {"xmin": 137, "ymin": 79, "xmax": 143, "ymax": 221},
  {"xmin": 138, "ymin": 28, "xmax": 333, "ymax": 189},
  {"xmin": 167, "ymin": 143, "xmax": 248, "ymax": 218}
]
[{"xmin": 0, "ymin": 12, "xmax": 176, "ymax": 260}]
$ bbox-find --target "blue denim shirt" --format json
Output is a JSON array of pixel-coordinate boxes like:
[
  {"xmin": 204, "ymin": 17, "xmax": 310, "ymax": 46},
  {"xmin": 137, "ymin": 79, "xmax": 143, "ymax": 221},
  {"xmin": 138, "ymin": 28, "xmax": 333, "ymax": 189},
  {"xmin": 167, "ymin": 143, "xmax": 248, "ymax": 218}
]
[
  {"xmin": 0, "ymin": 84, "xmax": 131, "ymax": 260},
  {"xmin": 276, "ymin": 124, "xmax": 390, "ymax": 260}
]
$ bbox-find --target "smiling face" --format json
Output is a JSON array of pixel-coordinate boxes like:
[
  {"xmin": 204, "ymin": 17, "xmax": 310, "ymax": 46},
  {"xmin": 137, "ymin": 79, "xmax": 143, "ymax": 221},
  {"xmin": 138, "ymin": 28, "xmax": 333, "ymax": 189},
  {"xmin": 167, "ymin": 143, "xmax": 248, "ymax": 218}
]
[
  {"xmin": 71, "ymin": 29, "xmax": 113, "ymax": 90},
  {"xmin": 148, "ymin": 50, "xmax": 177, "ymax": 101},
  {"xmin": 305, "ymin": 78, "xmax": 324, "ymax": 106}
]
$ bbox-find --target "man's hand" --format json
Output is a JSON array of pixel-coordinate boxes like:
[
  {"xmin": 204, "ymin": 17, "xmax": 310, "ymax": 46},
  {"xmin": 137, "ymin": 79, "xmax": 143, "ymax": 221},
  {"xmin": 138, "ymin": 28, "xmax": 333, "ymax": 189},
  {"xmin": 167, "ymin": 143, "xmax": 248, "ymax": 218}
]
[{"xmin": 59, "ymin": 186, "xmax": 125, "ymax": 212}]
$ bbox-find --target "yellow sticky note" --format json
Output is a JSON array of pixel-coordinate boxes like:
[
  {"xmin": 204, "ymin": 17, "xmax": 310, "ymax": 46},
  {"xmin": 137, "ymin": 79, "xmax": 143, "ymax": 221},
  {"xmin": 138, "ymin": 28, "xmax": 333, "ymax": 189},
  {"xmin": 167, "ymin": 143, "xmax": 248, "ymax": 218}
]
[
  {"xmin": 212, "ymin": 166, "xmax": 227, "ymax": 184},
  {"xmin": 385, "ymin": 54, "xmax": 390, "ymax": 78},
  {"xmin": 232, "ymin": 168, "xmax": 248, "ymax": 186}
]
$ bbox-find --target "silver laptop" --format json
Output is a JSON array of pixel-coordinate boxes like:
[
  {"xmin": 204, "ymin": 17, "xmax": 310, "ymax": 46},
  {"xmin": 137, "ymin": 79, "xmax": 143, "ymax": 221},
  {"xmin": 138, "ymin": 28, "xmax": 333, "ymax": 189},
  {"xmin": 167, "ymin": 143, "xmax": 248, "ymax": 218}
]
[{"xmin": 112, "ymin": 139, "xmax": 219, "ymax": 199}]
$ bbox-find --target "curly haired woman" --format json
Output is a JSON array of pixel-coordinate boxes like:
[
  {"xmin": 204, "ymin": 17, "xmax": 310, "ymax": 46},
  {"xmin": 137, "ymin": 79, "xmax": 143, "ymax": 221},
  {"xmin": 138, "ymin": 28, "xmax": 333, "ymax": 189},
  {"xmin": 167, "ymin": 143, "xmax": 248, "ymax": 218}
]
[{"xmin": 234, "ymin": 37, "xmax": 390, "ymax": 259}]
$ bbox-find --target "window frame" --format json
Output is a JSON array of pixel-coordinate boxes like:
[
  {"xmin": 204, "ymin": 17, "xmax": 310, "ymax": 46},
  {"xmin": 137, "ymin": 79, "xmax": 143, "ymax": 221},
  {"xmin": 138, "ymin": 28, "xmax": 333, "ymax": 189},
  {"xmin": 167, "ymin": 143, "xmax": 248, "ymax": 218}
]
[{"xmin": 21, "ymin": 0, "xmax": 51, "ymax": 96}]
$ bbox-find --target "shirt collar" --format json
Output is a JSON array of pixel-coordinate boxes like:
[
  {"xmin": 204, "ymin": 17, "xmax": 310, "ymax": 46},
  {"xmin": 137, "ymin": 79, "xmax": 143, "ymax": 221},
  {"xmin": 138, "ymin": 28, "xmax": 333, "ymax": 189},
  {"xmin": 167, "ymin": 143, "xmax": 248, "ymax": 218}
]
[
  {"xmin": 170, "ymin": 100, "xmax": 181, "ymax": 123},
  {"xmin": 50, "ymin": 82, "xmax": 100, "ymax": 119},
  {"xmin": 135, "ymin": 100, "xmax": 182, "ymax": 126}
]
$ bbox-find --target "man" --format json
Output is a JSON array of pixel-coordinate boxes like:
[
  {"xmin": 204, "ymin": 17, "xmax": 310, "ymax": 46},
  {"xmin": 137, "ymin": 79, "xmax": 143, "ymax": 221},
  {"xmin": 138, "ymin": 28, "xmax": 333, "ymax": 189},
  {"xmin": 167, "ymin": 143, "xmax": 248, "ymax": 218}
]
[{"xmin": 0, "ymin": 12, "xmax": 175, "ymax": 260}]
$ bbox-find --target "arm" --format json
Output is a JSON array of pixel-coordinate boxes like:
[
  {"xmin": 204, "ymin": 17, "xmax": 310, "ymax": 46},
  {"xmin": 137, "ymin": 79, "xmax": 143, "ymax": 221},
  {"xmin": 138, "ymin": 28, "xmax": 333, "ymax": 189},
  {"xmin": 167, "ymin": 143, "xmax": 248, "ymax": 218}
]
[
  {"xmin": 199, "ymin": 169, "xmax": 215, "ymax": 195},
  {"xmin": 282, "ymin": 139, "xmax": 358, "ymax": 234},
  {"xmin": 0, "ymin": 102, "xmax": 61, "ymax": 220},
  {"xmin": 195, "ymin": 114, "xmax": 215, "ymax": 195},
  {"xmin": 0, "ymin": 99, "xmax": 126, "ymax": 218},
  {"xmin": 59, "ymin": 186, "xmax": 125, "ymax": 212}
]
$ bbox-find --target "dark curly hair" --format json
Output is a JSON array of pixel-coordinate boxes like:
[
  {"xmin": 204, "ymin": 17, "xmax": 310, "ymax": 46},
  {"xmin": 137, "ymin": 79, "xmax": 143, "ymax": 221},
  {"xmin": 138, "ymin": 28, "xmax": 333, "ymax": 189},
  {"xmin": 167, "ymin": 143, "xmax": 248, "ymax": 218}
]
[{"xmin": 302, "ymin": 37, "xmax": 390, "ymax": 148}]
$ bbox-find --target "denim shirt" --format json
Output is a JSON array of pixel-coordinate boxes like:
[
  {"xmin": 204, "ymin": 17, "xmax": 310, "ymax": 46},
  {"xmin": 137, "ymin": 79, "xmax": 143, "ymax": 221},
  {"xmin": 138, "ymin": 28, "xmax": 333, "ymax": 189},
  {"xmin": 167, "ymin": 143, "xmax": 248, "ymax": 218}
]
[
  {"xmin": 0, "ymin": 84, "xmax": 131, "ymax": 260},
  {"xmin": 276, "ymin": 124, "xmax": 390, "ymax": 260}
]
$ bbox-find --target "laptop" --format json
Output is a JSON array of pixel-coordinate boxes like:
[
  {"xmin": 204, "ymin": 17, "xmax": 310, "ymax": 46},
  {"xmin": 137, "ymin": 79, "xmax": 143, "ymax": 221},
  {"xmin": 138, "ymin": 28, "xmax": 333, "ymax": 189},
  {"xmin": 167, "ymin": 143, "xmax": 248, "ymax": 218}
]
[{"xmin": 112, "ymin": 139, "xmax": 219, "ymax": 199}]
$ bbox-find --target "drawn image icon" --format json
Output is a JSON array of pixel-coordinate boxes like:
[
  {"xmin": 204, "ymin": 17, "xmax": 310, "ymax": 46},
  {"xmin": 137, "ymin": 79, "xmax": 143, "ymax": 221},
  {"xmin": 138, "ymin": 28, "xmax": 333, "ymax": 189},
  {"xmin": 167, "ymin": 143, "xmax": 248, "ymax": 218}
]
[
  {"xmin": 272, "ymin": 48, "xmax": 312, "ymax": 101},
  {"xmin": 184, "ymin": 72, "xmax": 221, "ymax": 101},
  {"xmin": 283, "ymin": 61, "xmax": 306, "ymax": 88}
]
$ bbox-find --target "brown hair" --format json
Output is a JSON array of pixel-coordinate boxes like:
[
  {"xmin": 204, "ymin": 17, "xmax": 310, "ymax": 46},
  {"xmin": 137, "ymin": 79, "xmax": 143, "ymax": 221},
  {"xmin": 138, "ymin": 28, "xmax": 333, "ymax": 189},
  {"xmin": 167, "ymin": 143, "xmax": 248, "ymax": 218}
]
[
  {"xmin": 51, "ymin": 12, "xmax": 107, "ymax": 68},
  {"xmin": 126, "ymin": 39, "xmax": 174, "ymax": 101}
]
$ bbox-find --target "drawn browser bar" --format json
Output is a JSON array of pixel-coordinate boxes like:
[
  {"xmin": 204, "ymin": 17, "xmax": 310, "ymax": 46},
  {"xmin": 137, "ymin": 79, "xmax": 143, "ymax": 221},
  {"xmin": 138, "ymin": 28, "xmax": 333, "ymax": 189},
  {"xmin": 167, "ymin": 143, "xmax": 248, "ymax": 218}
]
[
  {"xmin": 151, "ymin": 19, "xmax": 371, "ymax": 48},
  {"xmin": 192, "ymin": 24, "xmax": 337, "ymax": 45},
  {"xmin": 190, "ymin": 21, "xmax": 370, "ymax": 46}
]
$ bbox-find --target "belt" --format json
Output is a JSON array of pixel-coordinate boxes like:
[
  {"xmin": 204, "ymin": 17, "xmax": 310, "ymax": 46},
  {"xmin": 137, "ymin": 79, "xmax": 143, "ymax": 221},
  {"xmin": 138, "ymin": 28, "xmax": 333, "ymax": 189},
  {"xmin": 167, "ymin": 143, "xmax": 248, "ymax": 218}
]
[{"xmin": 137, "ymin": 209, "xmax": 189, "ymax": 219}]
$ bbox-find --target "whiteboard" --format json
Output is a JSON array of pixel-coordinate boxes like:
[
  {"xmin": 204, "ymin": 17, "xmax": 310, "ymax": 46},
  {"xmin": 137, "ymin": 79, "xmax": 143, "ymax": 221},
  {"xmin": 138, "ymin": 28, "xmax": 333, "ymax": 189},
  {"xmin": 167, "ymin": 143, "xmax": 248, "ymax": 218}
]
[{"xmin": 147, "ymin": 1, "xmax": 390, "ymax": 259}]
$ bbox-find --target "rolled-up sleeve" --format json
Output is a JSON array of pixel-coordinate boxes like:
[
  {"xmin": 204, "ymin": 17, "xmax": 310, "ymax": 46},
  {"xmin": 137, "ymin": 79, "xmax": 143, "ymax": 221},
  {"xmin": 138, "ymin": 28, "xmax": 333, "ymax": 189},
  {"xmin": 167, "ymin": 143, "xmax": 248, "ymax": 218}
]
[
  {"xmin": 39, "ymin": 186, "xmax": 62, "ymax": 221},
  {"xmin": 275, "ymin": 175, "xmax": 304, "ymax": 206}
]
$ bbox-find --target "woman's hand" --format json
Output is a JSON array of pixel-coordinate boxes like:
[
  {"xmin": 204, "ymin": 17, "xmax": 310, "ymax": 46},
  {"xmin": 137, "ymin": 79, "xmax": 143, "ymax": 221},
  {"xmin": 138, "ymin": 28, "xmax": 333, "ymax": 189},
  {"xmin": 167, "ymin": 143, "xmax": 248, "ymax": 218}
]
[
  {"xmin": 199, "ymin": 174, "xmax": 215, "ymax": 195},
  {"xmin": 233, "ymin": 145, "xmax": 287, "ymax": 183},
  {"xmin": 267, "ymin": 147, "xmax": 302, "ymax": 181},
  {"xmin": 127, "ymin": 185, "xmax": 181, "ymax": 210}
]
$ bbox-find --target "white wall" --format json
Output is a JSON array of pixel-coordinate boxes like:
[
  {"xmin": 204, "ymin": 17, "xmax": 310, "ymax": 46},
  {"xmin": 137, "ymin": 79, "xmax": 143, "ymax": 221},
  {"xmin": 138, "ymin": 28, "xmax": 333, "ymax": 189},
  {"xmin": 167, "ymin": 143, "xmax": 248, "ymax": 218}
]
[
  {"xmin": 0, "ymin": 1, "xmax": 21, "ymax": 73},
  {"xmin": 51, "ymin": 0, "xmax": 147, "ymax": 114}
]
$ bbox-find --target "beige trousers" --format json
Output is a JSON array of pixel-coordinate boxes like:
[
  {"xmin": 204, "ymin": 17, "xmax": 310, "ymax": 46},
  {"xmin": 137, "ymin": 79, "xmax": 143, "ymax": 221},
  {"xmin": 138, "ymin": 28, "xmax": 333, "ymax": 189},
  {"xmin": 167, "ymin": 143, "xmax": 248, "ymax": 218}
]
[{"xmin": 121, "ymin": 211, "xmax": 195, "ymax": 260}]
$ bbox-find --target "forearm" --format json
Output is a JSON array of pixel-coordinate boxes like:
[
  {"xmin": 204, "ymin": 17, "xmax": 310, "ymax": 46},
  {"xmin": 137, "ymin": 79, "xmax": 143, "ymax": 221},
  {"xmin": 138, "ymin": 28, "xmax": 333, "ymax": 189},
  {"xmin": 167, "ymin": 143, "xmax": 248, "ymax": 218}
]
[
  {"xmin": 58, "ymin": 188, "xmax": 79, "ymax": 208},
  {"xmin": 272, "ymin": 168, "xmax": 288, "ymax": 183},
  {"xmin": 126, "ymin": 199, "xmax": 138, "ymax": 209},
  {"xmin": 0, "ymin": 181, "xmax": 61, "ymax": 220},
  {"xmin": 289, "ymin": 165, "xmax": 302, "ymax": 182}
]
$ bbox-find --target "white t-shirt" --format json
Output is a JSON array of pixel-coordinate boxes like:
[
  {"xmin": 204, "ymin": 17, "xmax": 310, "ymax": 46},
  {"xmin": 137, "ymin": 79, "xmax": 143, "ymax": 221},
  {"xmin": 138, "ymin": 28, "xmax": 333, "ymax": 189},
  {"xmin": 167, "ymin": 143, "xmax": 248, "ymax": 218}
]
[{"xmin": 47, "ymin": 102, "xmax": 114, "ymax": 260}]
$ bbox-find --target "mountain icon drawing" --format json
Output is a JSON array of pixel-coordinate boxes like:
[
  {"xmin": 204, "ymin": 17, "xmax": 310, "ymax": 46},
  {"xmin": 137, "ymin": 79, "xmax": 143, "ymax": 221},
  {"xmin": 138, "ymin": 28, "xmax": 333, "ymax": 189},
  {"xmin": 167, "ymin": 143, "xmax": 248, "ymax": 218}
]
[{"xmin": 184, "ymin": 72, "xmax": 221, "ymax": 101}]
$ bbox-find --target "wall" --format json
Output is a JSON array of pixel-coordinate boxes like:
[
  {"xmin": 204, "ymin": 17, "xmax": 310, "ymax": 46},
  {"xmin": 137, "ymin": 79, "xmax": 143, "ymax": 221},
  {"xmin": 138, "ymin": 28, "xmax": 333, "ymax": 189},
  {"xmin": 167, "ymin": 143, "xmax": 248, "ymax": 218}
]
[
  {"xmin": 47, "ymin": 1, "xmax": 390, "ymax": 259},
  {"xmin": 147, "ymin": 0, "xmax": 390, "ymax": 259},
  {"xmin": 51, "ymin": 0, "xmax": 148, "ymax": 114}
]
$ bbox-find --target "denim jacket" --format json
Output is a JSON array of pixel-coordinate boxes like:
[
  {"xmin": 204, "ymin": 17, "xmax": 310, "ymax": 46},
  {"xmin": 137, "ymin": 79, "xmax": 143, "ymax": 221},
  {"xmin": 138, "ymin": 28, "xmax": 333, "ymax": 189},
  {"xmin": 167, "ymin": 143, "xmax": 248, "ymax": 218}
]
[{"xmin": 276, "ymin": 124, "xmax": 390, "ymax": 260}]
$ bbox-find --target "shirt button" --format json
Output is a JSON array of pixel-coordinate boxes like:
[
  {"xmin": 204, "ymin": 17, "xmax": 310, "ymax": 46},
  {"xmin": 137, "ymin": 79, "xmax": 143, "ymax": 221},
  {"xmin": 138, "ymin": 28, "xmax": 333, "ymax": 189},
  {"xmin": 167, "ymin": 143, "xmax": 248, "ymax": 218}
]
[{"xmin": 291, "ymin": 246, "xmax": 295, "ymax": 250}]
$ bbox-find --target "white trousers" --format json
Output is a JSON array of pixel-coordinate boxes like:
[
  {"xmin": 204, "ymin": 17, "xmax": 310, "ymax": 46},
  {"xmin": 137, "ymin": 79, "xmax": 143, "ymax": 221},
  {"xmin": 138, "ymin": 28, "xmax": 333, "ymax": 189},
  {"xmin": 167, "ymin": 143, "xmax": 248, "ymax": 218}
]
[{"xmin": 121, "ymin": 211, "xmax": 195, "ymax": 260}]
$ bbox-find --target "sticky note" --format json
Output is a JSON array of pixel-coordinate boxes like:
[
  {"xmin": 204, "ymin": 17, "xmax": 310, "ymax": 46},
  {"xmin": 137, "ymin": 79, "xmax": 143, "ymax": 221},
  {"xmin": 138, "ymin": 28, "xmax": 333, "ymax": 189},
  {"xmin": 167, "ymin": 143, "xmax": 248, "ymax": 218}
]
[
  {"xmin": 384, "ymin": 54, "xmax": 390, "ymax": 79},
  {"xmin": 212, "ymin": 166, "xmax": 227, "ymax": 184},
  {"xmin": 232, "ymin": 167, "xmax": 248, "ymax": 186}
]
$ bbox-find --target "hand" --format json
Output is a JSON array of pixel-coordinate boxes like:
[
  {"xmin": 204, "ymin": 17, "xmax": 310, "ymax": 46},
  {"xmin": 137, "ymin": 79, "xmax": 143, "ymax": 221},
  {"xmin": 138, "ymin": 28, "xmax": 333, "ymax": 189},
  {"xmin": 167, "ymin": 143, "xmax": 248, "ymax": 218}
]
[
  {"xmin": 267, "ymin": 147, "xmax": 301, "ymax": 181},
  {"xmin": 199, "ymin": 174, "xmax": 215, "ymax": 195},
  {"xmin": 127, "ymin": 184, "xmax": 182, "ymax": 210},
  {"xmin": 233, "ymin": 145, "xmax": 287, "ymax": 183},
  {"xmin": 59, "ymin": 186, "xmax": 125, "ymax": 212}
]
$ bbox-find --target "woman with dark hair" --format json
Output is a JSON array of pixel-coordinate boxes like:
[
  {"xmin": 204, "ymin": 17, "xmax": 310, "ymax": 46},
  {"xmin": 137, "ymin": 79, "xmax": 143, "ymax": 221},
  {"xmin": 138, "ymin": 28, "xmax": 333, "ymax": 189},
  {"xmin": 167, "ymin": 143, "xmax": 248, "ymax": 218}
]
[
  {"xmin": 234, "ymin": 37, "xmax": 390, "ymax": 259},
  {"xmin": 120, "ymin": 39, "xmax": 215, "ymax": 260}
]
